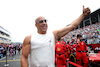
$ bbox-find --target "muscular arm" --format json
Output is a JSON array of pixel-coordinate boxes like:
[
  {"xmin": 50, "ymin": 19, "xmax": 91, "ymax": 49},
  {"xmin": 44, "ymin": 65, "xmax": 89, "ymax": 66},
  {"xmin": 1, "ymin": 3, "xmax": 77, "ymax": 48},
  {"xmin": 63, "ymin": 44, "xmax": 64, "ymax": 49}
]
[
  {"xmin": 53, "ymin": 6, "xmax": 90, "ymax": 41},
  {"xmin": 21, "ymin": 35, "xmax": 31, "ymax": 67}
]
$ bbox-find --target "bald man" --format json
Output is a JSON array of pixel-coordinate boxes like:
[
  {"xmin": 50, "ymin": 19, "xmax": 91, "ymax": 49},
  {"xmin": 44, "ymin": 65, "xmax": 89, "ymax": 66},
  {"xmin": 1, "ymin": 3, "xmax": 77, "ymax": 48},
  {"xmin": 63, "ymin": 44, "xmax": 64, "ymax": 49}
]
[{"xmin": 21, "ymin": 6, "xmax": 90, "ymax": 67}]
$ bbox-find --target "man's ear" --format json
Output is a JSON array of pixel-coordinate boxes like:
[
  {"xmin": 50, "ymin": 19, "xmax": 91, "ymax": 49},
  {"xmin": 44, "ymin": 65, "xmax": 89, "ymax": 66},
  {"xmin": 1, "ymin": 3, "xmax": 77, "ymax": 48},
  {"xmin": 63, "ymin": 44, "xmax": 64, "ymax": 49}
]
[{"xmin": 35, "ymin": 24, "xmax": 37, "ymax": 27}]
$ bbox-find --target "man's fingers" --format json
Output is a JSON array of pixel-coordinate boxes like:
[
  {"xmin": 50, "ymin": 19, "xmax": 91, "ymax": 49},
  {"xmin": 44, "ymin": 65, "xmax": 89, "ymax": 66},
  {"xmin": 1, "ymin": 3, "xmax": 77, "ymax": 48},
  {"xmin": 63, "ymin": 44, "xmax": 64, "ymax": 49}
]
[
  {"xmin": 87, "ymin": 7, "xmax": 89, "ymax": 10},
  {"xmin": 86, "ymin": 8, "xmax": 91, "ymax": 12},
  {"xmin": 87, "ymin": 11, "xmax": 90, "ymax": 14},
  {"xmin": 86, "ymin": 8, "xmax": 90, "ymax": 11}
]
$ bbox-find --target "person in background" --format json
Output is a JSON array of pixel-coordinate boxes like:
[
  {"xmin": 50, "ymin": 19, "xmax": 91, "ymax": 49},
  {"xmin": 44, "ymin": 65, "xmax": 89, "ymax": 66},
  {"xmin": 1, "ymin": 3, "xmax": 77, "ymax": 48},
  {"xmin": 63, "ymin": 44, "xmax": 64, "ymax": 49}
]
[
  {"xmin": 13, "ymin": 44, "xmax": 17, "ymax": 55},
  {"xmin": 73, "ymin": 34, "xmax": 89, "ymax": 67},
  {"xmin": 9, "ymin": 44, "xmax": 12, "ymax": 56},
  {"xmin": 66, "ymin": 41, "xmax": 71, "ymax": 58},
  {"xmin": 18, "ymin": 44, "xmax": 21, "ymax": 55},
  {"xmin": 55, "ymin": 38, "xmax": 66, "ymax": 67}
]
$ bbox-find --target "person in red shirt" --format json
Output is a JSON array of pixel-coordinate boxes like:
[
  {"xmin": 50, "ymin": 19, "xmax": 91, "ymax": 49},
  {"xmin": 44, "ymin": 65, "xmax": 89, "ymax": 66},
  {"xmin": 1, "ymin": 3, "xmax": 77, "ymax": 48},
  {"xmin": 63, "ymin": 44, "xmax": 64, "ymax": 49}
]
[
  {"xmin": 70, "ymin": 38, "xmax": 76, "ymax": 53},
  {"xmin": 55, "ymin": 38, "xmax": 66, "ymax": 67},
  {"xmin": 60, "ymin": 38, "xmax": 71, "ymax": 59},
  {"xmin": 73, "ymin": 34, "xmax": 89, "ymax": 67},
  {"xmin": 60, "ymin": 38, "xmax": 67, "ymax": 58},
  {"xmin": 66, "ymin": 41, "xmax": 71, "ymax": 58}
]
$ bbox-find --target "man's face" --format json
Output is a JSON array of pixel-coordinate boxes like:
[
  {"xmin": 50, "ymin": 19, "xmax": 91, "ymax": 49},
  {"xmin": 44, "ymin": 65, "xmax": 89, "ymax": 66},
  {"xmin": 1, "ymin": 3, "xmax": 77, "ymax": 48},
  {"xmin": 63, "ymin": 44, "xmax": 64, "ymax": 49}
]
[
  {"xmin": 35, "ymin": 17, "xmax": 48, "ymax": 34},
  {"xmin": 77, "ymin": 37, "xmax": 82, "ymax": 42},
  {"xmin": 79, "ymin": 37, "xmax": 82, "ymax": 40}
]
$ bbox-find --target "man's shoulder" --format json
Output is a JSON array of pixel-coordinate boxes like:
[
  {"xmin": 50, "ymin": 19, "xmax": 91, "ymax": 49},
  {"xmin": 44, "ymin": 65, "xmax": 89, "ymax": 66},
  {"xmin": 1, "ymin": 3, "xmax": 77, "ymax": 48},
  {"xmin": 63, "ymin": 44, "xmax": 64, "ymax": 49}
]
[
  {"xmin": 25, "ymin": 35, "xmax": 31, "ymax": 39},
  {"xmin": 23, "ymin": 35, "xmax": 31, "ymax": 45},
  {"xmin": 52, "ymin": 30, "xmax": 58, "ymax": 36}
]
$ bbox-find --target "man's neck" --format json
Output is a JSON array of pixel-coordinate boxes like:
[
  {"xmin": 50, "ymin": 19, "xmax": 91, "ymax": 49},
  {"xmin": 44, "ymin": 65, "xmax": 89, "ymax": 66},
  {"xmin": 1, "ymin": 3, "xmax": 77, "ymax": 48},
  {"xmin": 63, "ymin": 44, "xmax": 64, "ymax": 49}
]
[{"xmin": 38, "ymin": 31, "xmax": 46, "ymax": 34}]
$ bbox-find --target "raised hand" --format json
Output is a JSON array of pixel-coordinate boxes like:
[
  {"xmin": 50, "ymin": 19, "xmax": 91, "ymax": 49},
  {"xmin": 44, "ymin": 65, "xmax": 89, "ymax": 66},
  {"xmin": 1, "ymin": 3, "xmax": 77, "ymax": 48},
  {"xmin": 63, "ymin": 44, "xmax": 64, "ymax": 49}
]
[{"xmin": 83, "ymin": 5, "xmax": 91, "ymax": 16}]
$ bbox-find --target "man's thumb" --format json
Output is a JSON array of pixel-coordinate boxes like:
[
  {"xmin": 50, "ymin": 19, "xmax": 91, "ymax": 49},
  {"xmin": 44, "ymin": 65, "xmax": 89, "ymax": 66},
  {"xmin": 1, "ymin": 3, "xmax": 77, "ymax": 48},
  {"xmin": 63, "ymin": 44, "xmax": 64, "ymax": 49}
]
[{"xmin": 83, "ymin": 5, "xmax": 85, "ymax": 9}]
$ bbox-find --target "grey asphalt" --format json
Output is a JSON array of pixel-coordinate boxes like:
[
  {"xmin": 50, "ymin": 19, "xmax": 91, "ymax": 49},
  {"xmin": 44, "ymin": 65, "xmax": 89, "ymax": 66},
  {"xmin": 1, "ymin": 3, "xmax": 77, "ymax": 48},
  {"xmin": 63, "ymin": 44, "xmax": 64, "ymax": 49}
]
[
  {"xmin": 0, "ymin": 50, "xmax": 57, "ymax": 67},
  {"xmin": 0, "ymin": 50, "xmax": 21, "ymax": 67}
]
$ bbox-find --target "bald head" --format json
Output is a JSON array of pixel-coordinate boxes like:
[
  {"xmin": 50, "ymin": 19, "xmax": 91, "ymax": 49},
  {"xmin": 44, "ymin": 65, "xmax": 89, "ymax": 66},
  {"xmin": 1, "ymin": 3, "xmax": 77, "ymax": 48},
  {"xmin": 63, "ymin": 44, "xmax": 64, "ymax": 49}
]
[
  {"xmin": 35, "ymin": 16, "xmax": 45, "ymax": 24},
  {"xmin": 35, "ymin": 16, "xmax": 48, "ymax": 34}
]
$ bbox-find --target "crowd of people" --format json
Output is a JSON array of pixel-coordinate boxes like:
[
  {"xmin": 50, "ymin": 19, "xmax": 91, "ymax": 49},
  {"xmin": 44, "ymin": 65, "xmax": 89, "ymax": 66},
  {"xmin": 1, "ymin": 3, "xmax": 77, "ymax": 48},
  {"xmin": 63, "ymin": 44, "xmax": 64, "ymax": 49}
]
[
  {"xmin": 8, "ymin": 44, "xmax": 22, "ymax": 56},
  {"xmin": 0, "ymin": 43, "xmax": 22, "ymax": 59},
  {"xmin": 64, "ymin": 22, "xmax": 100, "ymax": 44},
  {"xmin": 55, "ymin": 22, "xmax": 100, "ymax": 67}
]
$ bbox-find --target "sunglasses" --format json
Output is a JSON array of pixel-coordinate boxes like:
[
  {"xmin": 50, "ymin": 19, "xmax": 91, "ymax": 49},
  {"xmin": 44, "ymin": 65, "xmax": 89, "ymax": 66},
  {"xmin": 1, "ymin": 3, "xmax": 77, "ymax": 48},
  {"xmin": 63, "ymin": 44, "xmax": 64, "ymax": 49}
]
[{"xmin": 39, "ymin": 19, "xmax": 47, "ymax": 23}]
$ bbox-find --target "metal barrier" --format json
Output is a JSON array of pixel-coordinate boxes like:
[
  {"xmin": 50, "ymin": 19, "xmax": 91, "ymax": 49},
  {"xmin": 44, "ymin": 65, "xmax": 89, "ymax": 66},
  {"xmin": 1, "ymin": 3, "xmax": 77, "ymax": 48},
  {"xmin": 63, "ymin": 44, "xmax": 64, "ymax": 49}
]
[{"xmin": 4, "ymin": 47, "xmax": 9, "ymax": 67}]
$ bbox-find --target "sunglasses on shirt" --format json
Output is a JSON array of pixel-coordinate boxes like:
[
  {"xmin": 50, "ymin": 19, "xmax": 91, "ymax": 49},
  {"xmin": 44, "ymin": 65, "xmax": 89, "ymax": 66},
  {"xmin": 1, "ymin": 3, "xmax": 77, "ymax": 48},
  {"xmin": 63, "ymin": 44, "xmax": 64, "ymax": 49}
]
[{"xmin": 39, "ymin": 19, "xmax": 47, "ymax": 23}]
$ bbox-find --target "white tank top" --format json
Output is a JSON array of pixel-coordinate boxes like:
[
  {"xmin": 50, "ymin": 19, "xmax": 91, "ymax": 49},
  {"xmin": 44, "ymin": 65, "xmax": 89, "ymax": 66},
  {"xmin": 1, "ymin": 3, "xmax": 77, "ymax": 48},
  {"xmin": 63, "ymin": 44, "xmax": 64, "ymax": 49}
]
[{"xmin": 29, "ymin": 32, "xmax": 55, "ymax": 67}]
